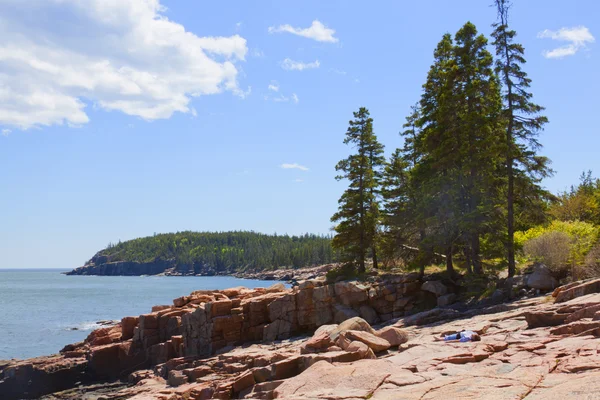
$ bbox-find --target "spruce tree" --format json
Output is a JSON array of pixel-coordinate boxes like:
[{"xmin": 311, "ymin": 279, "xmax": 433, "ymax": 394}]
[
  {"xmin": 381, "ymin": 149, "xmax": 413, "ymax": 265},
  {"xmin": 366, "ymin": 121, "xmax": 386, "ymax": 270},
  {"xmin": 415, "ymin": 33, "xmax": 461, "ymax": 276},
  {"xmin": 331, "ymin": 107, "xmax": 385, "ymax": 274},
  {"xmin": 492, "ymin": 0, "xmax": 552, "ymax": 277},
  {"xmin": 453, "ymin": 22, "xmax": 504, "ymax": 274},
  {"xmin": 399, "ymin": 104, "xmax": 432, "ymax": 276}
]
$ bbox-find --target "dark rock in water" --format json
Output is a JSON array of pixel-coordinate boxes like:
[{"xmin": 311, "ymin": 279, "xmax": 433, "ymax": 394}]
[{"xmin": 97, "ymin": 320, "xmax": 118, "ymax": 326}]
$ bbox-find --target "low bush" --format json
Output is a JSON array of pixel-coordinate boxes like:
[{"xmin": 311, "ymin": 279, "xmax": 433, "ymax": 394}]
[
  {"xmin": 577, "ymin": 243, "xmax": 600, "ymax": 279},
  {"xmin": 517, "ymin": 220, "xmax": 600, "ymax": 279},
  {"xmin": 325, "ymin": 263, "xmax": 359, "ymax": 282},
  {"xmin": 523, "ymin": 231, "xmax": 572, "ymax": 278}
]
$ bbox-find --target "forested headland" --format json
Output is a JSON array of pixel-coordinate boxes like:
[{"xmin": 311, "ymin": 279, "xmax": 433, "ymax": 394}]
[
  {"xmin": 68, "ymin": 231, "xmax": 337, "ymax": 276},
  {"xmin": 330, "ymin": 0, "xmax": 600, "ymax": 283}
]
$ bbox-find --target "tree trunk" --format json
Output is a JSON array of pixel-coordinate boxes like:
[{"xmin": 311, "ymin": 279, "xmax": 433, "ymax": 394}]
[
  {"xmin": 359, "ymin": 171, "xmax": 365, "ymax": 274},
  {"xmin": 472, "ymin": 234, "xmax": 482, "ymax": 274},
  {"xmin": 507, "ymin": 155, "xmax": 515, "ymax": 277},
  {"xmin": 445, "ymin": 245, "xmax": 454, "ymax": 276},
  {"xmin": 418, "ymin": 230, "xmax": 427, "ymax": 278},
  {"xmin": 499, "ymin": 2, "xmax": 517, "ymax": 278},
  {"xmin": 463, "ymin": 245, "xmax": 473, "ymax": 275},
  {"xmin": 372, "ymin": 246, "xmax": 378, "ymax": 270}
]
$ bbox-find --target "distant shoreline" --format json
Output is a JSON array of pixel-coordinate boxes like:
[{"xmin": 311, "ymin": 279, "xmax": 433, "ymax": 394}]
[{"xmin": 0, "ymin": 268, "xmax": 70, "ymax": 271}]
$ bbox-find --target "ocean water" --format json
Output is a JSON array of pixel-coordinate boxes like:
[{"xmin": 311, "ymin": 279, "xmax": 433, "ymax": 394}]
[{"xmin": 0, "ymin": 269, "xmax": 283, "ymax": 360}]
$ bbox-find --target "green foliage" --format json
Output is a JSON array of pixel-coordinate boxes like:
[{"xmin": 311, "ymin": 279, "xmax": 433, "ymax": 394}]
[
  {"xmin": 380, "ymin": 22, "xmax": 508, "ymax": 276},
  {"xmin": 549, "ymin": 171, "xmax": 600, "ymax": 225},
  {"xmin": 325, "ymin": 263, "xmax": 359, "ymax": 282},
  {"xmin": 516, "ymin": 220, "xmax": 600, "ymax": 266},
  {"xmin": 492, "ymin": 0, "xmax": 553, "ymax": 277},
  {"xmin": 96, "ymin": 231, "xmax": 337, "ymax": 273},
  {"xmin": 331, "ymin": 107, "xmax": 386, "ymax": 274}
]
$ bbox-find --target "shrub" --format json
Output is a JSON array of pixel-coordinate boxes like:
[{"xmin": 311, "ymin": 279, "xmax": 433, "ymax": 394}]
[
  {"xmin": 578, "ymin": 243, "xmax": 600, "ymax": 279},
  {"xmin": 325, "ymin": 263, "xmax": 358, "ymax": 282},
  {"xmin": 516, "ymin": 220, "xmax": 600, "ymax": 267},
  {"xmin": 523, "ymin": 231, "xmax": 572, "ymax": 278}
]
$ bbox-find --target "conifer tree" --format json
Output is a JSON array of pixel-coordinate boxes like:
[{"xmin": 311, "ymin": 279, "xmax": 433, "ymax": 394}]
[
  {"xmin": 381, "ymin": 149, "xmax": 413, "ymax": 263},
  {"xmin": 366, "ymin": 121, "xmax": 386, "ymax": 270},
  {"xmin": 453, "ymin": 22, "xmax": 504, "ymax": 274},
  {"xmin": 414, "ymin": 33, "xmax": 461, "ymax": 276},
  {"xmin": 331, "ymin": 107, "xmax": 385, "ymax": 274},
  {"xmin": 492, "ymin": 0, "xmax": 552, "ymax": 277}
]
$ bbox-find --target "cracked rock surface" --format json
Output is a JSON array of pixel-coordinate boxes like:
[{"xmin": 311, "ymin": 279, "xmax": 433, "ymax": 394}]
[
  {"xmin": 275, "ymin": 287, "xmax": 600, "ymax": 399},
  {"xmin": 4, "ymin": 277, "xmax": 600, "ymax": 399}
]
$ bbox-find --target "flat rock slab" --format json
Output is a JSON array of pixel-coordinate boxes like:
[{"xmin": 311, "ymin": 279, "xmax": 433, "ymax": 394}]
[{"xmin": 274, "ymin": 360, "xmax": 390, "ymax": 399}]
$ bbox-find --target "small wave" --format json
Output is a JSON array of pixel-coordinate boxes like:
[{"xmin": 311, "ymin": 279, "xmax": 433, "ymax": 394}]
[{"xmin": 65, "ymin": 320, "xmax": 117, "ymax": 331}]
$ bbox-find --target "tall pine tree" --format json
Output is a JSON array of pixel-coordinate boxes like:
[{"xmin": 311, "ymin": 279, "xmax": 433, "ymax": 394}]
[
  {"xmin": 492, "ymin": 0, "xmax": 552, "ymax": 277},
  {"xmin": 414, "ymin": 33, "xmax": 462, "ymax": 276},
  {"xmin": 331, "ymin": 107, "xmax": 385, "ymax": 274},
  {"xmin": 453, "ymin": 22, "xmax": 504, "ymax": 274}
]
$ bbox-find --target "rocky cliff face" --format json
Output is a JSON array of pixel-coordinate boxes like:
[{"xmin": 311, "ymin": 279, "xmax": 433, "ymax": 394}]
[
  {"xmin": 0, "ymin": 274, "xmax": 429, "ymax": 398},
  {"xmin": 4, "ymin": 276, "xmax": 600, "ymax": 399}
]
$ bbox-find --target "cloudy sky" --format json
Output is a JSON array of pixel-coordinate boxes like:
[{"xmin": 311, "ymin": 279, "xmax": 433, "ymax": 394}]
[{"xmin": 0, "ymin": 0, "xmax": 597, "ymax": 268}]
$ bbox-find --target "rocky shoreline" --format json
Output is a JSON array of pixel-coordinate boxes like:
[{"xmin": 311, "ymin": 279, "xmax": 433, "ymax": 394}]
[
  {"xmin": 65, "ymin": 253, "xmax": 337, "ymax": 283},
  {"xmin": 3, "ymin": 274, "xmax": 600, "ymax": 399}
]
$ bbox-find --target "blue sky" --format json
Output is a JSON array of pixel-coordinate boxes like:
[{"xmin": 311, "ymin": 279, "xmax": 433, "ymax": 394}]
[{"xmin": 0, "ymin": 0, "xmax": 598, "ymax": 269}]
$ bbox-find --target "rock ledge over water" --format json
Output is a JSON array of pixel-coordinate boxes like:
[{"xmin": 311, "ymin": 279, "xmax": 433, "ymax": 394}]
[{"xmin": 3, "ymin": 276, "xmax": 600, "ymax": 399}]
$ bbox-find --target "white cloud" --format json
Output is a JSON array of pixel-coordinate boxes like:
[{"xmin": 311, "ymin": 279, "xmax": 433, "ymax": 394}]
[
  {"xmin": 281, "ymin": 58, "xmax": 320, "ymax": 71},
  {"xmin": 330, "ymin": 68, "xmax": 347, "ymax": 75},
  {"xmin": 268, "ymin": 20, "xmax": 338, "ymax": 43},
  {"xmin": 250, "ymin": 48, "xmax": 265, "ymax": 58},
  {"xmin": 268, "ymin": 82, "xmax": 279, "ymax": 92},
  {"xmin": 294, "ymin": 179, "xmax": 304, "ymax": 183},
  {"xmin": 538, "ymin": 26, "xmax": 595, "ymax": 59},
  {"xmin": 281, "ymin": 163, "xmax": 309, "ymax": 171},
  {"xmin": 1, "ymin": 128, "xmax": 11, "ymax": 136},
  {"xmin": 269, "ymin": 93, "xmax": 299, "ymax": 104},
  {"xmin": 0, "ymin": 0, "xmax": 248, "ymax": 130}
]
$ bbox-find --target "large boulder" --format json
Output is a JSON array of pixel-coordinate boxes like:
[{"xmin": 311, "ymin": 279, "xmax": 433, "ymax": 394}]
[
  {"xmin": 346, "ymin": 341, "xmax": 376, "ymax": 359},
  {"xmin": 314, "ymin": 324, "xmax": 337, "ymax": 336},
  {"xmin": 300, "ymin": 330, "xmax": 333, "ymax": 354},
  {"xmin": 526, "ymin": 264, "xmax": 558, "ymax": 291},
  {"xmin": 437, "ymin": 293, "xmax": 457, "ymax": 307},
  {"xmin": 422, "ymin": 281, "xmax": 448, "ymax": 296},
  {"xmin": 375, "ymin": 326, "xmax": 408, "ymax": 346},
  {"xmin": 329, "ymin": 317, "xmax": 374, "ymax": 341},
  {"xmin": 339, "ymin": 330, "xmax": 391, "ymax": 352},
  {"xmin": 266, "ymin": 283, "xmax": 287, "ymax": 293}
]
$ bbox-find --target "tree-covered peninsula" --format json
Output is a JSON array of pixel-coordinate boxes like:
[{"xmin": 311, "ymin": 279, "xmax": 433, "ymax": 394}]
[{"xmin": 66, "ymin": 231, "xmax": 337, "ymax": 276}]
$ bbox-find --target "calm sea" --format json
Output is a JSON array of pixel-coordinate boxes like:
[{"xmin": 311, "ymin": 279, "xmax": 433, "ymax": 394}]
[{"xmin": 0, "ymin": 269, "xmax": 282, "ymax": 360}]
